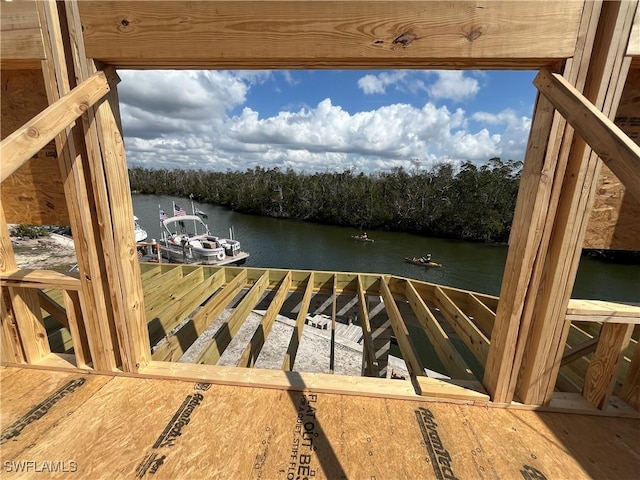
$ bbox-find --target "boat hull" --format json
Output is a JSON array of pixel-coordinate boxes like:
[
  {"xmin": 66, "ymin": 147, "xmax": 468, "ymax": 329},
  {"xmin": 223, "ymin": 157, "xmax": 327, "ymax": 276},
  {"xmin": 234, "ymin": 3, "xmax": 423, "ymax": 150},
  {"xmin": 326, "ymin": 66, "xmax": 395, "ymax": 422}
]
[{"xmin": 161, "ymin": 245, "xmax": 249, "ymax": 266}]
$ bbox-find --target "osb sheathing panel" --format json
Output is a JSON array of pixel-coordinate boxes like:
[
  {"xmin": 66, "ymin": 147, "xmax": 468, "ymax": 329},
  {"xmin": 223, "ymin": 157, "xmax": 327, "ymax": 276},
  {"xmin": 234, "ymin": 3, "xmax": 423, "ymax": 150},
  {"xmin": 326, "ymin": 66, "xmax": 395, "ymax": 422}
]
[
  {"xmin": 1, "ymin": 367, "xmax": 638, "ymax": 479},
  {"xmin": 1, "ymin": 69, "xmax": 69, "ymax": 226},
  {"xmin": 584, "ymin": 68, "xmax": 640, "ymax": 250}
]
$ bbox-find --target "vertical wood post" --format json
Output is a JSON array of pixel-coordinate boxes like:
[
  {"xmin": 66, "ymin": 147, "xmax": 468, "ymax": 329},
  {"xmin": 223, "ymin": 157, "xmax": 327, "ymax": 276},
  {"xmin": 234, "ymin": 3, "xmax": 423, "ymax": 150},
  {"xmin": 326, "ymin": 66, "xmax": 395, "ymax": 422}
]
[
  {"xmin": 37, "ymin": 0, "xmax": 119, "ymax": 371},
  {"xmin": 517, "ymin": 0, "xmax": 637, "ymax": 405},
  {"xmin": 483, "ymin": 1, "xmax": 605, "ymax": 403},
  {"xmin": 582, "ymin": 322, "xmax": 634, "ymax": 409},
  {"xmin": 484, "ymin": 1, "xmax": 638, "ymax": 405},
  {"xmin": 62, "ymin": 0, "xmax": 151, "ymax": 372}
]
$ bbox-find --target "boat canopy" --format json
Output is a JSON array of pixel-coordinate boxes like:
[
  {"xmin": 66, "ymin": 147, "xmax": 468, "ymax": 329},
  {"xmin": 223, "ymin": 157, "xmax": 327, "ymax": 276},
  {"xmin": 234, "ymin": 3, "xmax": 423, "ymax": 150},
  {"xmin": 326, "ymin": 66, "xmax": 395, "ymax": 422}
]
[{"xmin": 162, "ymin": 214, "xmax": 205, "ymax": 227}]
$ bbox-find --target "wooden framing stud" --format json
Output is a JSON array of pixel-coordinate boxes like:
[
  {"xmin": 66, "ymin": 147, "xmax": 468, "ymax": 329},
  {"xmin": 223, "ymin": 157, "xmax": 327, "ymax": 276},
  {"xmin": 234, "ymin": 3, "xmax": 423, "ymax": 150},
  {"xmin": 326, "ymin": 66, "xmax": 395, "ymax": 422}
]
[
  {"xmin": 432, "ymin": 286, "xmax": 490, "ymax": 365},
  {"xmin": 196, "ymin": 272, "xmax": 269, "ymax": 365},
  {"xmin": 237, "ymin": 272, "xmax": 291, "ymax": 368},
  {"xmin": 282, "ymin": 272, "xmax": 314, "ymax": 371},
  {"xmin": 152, "ymin": 269, "xmax": 245, "ymax": 362},
  {"xmin": 356, "ymin": 275, "xmax": 378, "ymax": 377},
  {"xmin": 583, "ymin": 323, "xmax": 634, "ymax": 409},
  {"xmin": 405, "ymin": 281, "xmax": 475, "ymax": 381},
  {"xmin": 379, "ymin": 277, "xmax": 425, "ymax": 378}
]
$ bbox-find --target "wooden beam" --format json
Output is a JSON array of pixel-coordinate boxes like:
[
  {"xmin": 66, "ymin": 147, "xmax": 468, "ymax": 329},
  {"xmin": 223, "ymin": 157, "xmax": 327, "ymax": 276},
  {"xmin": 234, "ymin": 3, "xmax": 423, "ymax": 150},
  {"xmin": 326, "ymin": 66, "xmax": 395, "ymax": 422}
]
[
  {"xmin": 329, "ymin": 274, "xmax": 337, "ymax": 374},
  {"xmin": 1, "ymin": 269, "xmax": 81, "ymax": 291},
  {"xmin": 195, "ymin": 272, "xmax": 269, "ymax": 365},
  {"xmin": 440, "ymin": 287, "xmax": 496, "ymax": 338},
  {"xmin": 237, "ymin": 272, "xmax": 291, "ymax": 368},
  {"xmin": 535, "ymin": 68, "xmax": 640, "ymax": 202},
  {"xmin": 282, "ymin": 272, "xmax": 314, "ymax": 371},
  {"xmin": 37, "ymin": 290, "xmax": 69, "ymax": 329},
  {"xmin": 77, "ymin": 1, "xmax": 584, "ymax": 69},
  {"xmin": 145, "ymin": 360, "xmax": 419, "ymax": 401},
  {"xmin": 566, "ymin": 299, "xmax": 640, "ymax": 322},
  {"xmin": 147, "ymin": 268, "xmax": 225, "ymax": 345},
  {"xmin": 357, "ymin": 275, "xmax": 378, "ymax": 377},
  {"xmin": 0, "ymin": 204, "xmax": 23, "ymax": 363},
  {"xmin": 583, "ymin": 323, "xmax": 634, "ymax": 409},
  {"xmin": 152, "ymin": 270, "xmax": 246, "ymax": 362},
  {"xmin": 584, "ymin": 67, "xmax": 640, "ymax": 251},
  {"xmin": 433, "ymin": 286, "xmax": 490, "ymax": 365},
  {"xmin": 405, "ymin": 281, "xmax": 475, "ymax": 381},
  {"xmin": 0, "ymin": 69, "xmax": 113, "ymax": 184},
  {"xmin": 468, "ymin": 293, "xmax": 496, "ymax": 337},
  {"xmin": 0, "ymin": 1, "xmax": 44, "ymax": 66},
  {"xmin": 561, "ymin": 337, "xmax": 600, "ymax": 366},
  {"xmin": 145, "ymin": 267, "xmax": 205, "ymax": 341},
  {"xmin": 143, "ymin": 266, "xmax": 184, "ymax": 303},
  {"xmin": 379, "ymin": 278, "xmax": 424, "ymax": 378},
  {"xmin": 415, "ymin": 377, "xmax": 489, "ymax": 404},
  {"xmin": 140, "ymin": 264, "xmax": 162, "ymax": 282}
]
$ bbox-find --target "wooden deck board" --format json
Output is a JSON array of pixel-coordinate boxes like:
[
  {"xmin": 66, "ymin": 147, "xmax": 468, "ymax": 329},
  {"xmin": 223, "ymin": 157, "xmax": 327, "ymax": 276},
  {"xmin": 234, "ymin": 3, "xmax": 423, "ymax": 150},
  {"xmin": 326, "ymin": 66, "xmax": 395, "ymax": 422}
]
[{"xmin": 0, "ymin": 367, "xmax": 638, "ymax": 479}]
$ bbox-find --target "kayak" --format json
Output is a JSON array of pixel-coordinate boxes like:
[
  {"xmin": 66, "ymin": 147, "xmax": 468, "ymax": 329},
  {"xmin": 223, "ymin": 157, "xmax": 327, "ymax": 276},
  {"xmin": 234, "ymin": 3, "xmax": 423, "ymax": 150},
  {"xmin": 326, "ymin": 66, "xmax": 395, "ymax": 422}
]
[
  {"xmin": 405, "ymin": 257, "xmax": 442, "ymax": 267},
  {"xmin": 351, "ymin": 235, "xmax": 374, "ymax": 242}
]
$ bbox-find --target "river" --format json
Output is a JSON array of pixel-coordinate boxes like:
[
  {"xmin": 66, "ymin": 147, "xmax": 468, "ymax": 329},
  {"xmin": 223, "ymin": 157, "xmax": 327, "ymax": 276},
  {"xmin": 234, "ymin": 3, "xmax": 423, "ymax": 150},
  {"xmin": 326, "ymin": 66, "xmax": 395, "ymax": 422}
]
[{"xmin": 133, "ymin": 194, "xmax": 639, "ymax": 302}]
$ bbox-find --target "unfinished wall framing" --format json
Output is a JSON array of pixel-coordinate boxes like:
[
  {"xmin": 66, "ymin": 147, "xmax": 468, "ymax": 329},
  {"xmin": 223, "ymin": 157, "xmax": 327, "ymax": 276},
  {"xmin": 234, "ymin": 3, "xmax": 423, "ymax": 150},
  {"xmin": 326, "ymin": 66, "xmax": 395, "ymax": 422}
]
[{"xmin": 1, "ymin": 1, "xmax": 639, "ymax": 419}]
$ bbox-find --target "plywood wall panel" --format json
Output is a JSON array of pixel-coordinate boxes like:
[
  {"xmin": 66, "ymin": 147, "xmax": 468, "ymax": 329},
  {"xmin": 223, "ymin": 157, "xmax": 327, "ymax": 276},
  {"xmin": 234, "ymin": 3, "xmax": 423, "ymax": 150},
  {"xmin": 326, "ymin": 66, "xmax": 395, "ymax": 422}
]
[
  {"xmin": 584, "ymin": 68, "xmax": 640, "ymax": 250},
  {"xmin": 1, "ymin": 70, "xmax": 68, "ymax": 226}
]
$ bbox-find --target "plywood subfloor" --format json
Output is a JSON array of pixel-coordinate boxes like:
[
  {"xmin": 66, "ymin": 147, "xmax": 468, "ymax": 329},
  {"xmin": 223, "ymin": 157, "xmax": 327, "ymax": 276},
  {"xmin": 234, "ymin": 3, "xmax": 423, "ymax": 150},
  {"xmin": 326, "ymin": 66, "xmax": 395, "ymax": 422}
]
[{"xmin": 0, "ymin": 367, "xmax": 638, "ymax": 479}]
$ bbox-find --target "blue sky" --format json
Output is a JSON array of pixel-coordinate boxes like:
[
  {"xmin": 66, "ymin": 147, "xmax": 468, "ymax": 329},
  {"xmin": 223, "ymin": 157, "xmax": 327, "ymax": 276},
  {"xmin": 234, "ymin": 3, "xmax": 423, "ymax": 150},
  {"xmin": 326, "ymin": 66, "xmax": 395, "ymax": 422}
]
[{"xmin": 118, "ymin": 69, "xmax": 537, "ymax": 173}]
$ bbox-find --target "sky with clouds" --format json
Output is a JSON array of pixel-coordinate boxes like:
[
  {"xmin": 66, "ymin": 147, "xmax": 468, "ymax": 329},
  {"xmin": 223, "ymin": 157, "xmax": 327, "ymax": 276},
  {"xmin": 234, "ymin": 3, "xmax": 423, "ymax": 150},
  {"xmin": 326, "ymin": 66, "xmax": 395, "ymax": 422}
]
[{"xmin": 118, "ymin": 69, "xmax": 537, "ymax": 174}]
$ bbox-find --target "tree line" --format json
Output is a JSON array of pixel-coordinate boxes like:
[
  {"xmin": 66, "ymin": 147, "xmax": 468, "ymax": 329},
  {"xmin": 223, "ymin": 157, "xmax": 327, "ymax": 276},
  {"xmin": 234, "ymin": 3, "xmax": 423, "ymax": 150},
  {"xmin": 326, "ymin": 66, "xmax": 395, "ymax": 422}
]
[{"xmin": 129, "ymin": 158, "xmax": 523, "ymax": 243}]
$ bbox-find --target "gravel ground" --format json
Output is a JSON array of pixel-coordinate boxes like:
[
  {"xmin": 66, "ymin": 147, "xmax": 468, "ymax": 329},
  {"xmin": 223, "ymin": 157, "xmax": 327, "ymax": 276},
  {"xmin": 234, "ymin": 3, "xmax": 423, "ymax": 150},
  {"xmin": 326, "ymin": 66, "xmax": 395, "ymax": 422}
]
[
  {"xmin": 11, "ymin": 234, "xmax": 77, "ymax": 271},
  {"xmin": 178, "ymin": 307, "xmax": 410, "ymax": 379}
]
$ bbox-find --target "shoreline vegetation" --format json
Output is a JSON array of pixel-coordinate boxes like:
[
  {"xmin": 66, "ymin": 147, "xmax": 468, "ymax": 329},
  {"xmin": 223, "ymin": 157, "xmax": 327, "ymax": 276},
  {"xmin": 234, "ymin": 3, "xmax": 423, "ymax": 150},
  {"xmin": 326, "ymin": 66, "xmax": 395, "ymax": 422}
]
[{"xmin": 129, "ymin": 158, "xmax": 522, "ymax": 244}]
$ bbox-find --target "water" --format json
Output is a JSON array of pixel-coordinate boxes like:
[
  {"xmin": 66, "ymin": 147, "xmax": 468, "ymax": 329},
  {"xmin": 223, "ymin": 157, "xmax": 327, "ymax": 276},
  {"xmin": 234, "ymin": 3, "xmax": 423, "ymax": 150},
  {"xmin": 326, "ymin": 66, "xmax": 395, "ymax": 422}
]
[{"xmin": 133, "ymin": 194, "xmax": 639, "ymax": 302}]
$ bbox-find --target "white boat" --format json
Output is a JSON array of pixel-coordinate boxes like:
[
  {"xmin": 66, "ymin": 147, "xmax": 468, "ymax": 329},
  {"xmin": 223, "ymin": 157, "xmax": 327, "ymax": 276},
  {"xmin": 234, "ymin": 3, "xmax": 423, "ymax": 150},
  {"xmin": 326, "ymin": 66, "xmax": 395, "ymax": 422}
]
[
  {"xmin": 134, "ymin": 216, "xmax": 148, "ymax": 243},
  {"xmin": 159, "ymin": 214, "xmax": 249, "ymax": 266}
]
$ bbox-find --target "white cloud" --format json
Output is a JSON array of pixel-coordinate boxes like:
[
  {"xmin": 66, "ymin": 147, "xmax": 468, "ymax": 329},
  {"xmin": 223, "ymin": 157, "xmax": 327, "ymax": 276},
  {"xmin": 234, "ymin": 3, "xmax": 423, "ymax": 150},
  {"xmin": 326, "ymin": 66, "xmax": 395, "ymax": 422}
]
[
  {"xmin": 427, "ymin": 71, "xmax": 480, "ymax": 102},
  {"xmin": 357, "ymin": 70, "xmax": 480, "ymax": 103},
  {"xmin": 472, "ymin": 109, "xmax": 531, "ymax": 160},
  {"xmin": 357, "ymin": 71, "xmax": 409, "ymax": 94},
  {"xmin": 119, "ymin": 71, "xmax": 530, "ymax": 174}
]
